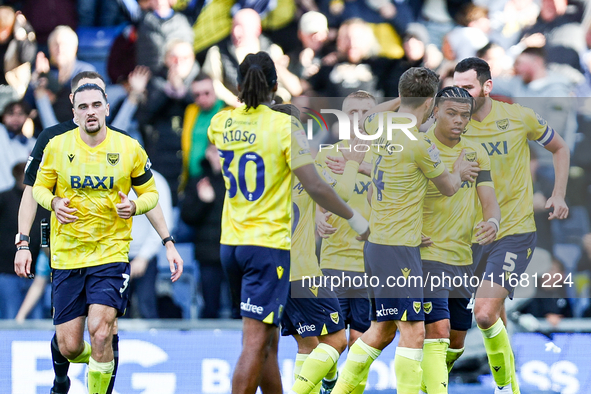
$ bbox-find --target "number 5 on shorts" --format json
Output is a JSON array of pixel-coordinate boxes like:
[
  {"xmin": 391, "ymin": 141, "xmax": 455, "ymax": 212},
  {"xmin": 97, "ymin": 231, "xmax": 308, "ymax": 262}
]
[
  {"xmin": 120, "ymin": 273, "xmax": 130, "ymax": 294},
  {"xmin": 503, "ymin": 252, "xmax": 517, "ymax": 272}
]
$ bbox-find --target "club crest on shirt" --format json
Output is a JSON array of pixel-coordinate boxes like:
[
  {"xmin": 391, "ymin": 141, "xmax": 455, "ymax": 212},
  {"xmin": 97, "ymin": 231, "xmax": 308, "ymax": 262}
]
[
  {"xmin": 107, "ymin": 153, "xmax": 119, "ymax": 166},
  {"xmin": 330, "ymin": 312, "xmax": 339, "ymax": 324},
  {"xmin": 465, "ymin": 150, "xmax": 477, "ymax": 162},
  {"xmin": 496, "ymin": 119, "xmax": 509, "ymax": 131}
]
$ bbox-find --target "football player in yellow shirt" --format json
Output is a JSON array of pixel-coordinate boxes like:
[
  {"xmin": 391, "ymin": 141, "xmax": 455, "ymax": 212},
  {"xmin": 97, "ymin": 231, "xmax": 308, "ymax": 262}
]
[
  {"xmin": 419, "ymin": 86, "xmax": 501, "ymax": 394},
  {"xmin": 453, "ymin": 57, "xmax": 570, "ymax": 394},
  {"xmin": 207, "ymin": 52, "xmax": 368, "ymax": 394},
  {"xmin": 332, "ymin": 67, "xmax": 480, "ymax": 394},
  {"xmin": 33, "ymin": 83, "xmax": 160, "ymax": 394},
  {"xmin": 314, "ymin": 91, "xmax": 375, "ymax": 394}
]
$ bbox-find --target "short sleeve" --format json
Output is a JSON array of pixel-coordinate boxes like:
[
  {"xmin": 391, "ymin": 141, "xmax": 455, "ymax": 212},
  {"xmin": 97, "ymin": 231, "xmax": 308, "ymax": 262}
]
[
  {"xmin": 414, "ymin": 134, "xmax": 444, "ymax": 179},
  {"xmin": 130, "ymin": 141, "xmax": 153, "ymax": 186},
  {"xmin": 289, "ymin": 116, "xmax": 314, "ymax": 170},
  {"xmin": 522, "ymin": 105, "xmax": 555, "ymax": 146}
]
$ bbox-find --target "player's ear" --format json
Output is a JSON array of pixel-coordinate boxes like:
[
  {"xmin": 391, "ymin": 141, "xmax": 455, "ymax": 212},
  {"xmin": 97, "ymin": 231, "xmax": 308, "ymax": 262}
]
[
  {"xmin": 105, "ymin": 102, "xmax": 110, "ymax": 117},
  {"xmin": 69, "ymin": 93, "xmax": 74, "ymax": 104},
  {"xmin": 483, "ymin": 79, "xmax": 493, "ymax": 96},
  {"xmin": 432, "ymin": 104, "xmax": 439, "ymax": 119}
]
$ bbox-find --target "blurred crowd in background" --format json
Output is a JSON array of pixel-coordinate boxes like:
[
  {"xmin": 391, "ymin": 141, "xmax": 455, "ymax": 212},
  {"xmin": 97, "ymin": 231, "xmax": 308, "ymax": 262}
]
[{"xmin": 1, "ymin": 0, "xmax": 591, "ymax": 326}]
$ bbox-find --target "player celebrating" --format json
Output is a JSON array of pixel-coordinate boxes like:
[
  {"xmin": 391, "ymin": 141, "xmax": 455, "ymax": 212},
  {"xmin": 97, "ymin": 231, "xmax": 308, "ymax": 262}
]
[
  {"xmin": 315, "ymin": 90, "xmax": 375, "ymax": 394},
  {"xmin": 453, "ymin": 57, "xmax": 570, "ymax": 394},
  {"xmin": 14, "ymin": 71, "xmax": 182, "ymax": 394},
  {"xmin": 32, "ymin": 83, "xmax": 160, "ymax": 394},
  {"xmin": 207, "ymin": 52, "xmax": 368, "ymax": 394},
  {"xmin": 419, "ymin": 86, "xmax": 500, "ymax": 394},
  {"xmin": 331, "ymin": 67, "xmax": 479, "ymax": 394}
]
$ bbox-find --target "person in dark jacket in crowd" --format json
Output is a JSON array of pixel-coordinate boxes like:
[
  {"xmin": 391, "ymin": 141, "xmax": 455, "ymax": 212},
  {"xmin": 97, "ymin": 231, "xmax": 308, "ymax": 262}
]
[{"xmin": 181, "ymin": 144, "xmax": 236, "ymax": 319}]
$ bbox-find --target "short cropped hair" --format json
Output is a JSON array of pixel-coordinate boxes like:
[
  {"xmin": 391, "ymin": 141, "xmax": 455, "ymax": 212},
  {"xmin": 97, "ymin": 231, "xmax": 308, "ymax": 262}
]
[
  {"xmin": 454, "ymin": 57, "xmax": 492, "ymax": 85},
  {"xmin": 398, "ymin": 67, "xmax": 439, "ymax": 108}
]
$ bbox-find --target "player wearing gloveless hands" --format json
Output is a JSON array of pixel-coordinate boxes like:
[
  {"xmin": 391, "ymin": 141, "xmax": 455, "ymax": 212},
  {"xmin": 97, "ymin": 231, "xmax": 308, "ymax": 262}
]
[
  {"xmin": 14, "ymin": 71, "xmax": 182, "ymax": 394},
  {"xmin": 453, "ymin": 57, "xmax": 569, "ymax": 394},
  {"xmin": 207, "ymin": 52, "xmax": 368, "ymax": 394}
]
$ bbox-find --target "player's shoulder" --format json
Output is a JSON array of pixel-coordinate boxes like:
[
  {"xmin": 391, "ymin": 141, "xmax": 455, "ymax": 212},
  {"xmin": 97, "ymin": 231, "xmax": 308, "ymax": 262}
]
[
  {"xmin": 38, "ymin": 119, "xmax": 77, "ymax": 145},
  {"xmin": 210, "ymin": 108, "xmax": 234, "ymax": 129},
  {"xmin": 493, "ymin": 99, "xmax": 532, "ymax": 120}
]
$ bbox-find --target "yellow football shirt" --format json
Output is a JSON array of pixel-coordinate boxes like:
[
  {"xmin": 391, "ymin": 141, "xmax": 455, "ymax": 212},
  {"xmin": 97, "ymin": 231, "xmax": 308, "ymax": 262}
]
[
  {"xmin": 364, "ymin": 113, "xmax": 445, "ymax": 246},
  {"xmin": 208, "ymin": 104, "xmax": 313, "ymax": 250},
  {"xmin": 464, "ymin": 100, "xmax": 551, "ymax": 240},
  {"xmin": 33, "ymin": 127, "xmax": 157, "ymax": 270},
  {"xmin": 420, "ymin": 126, "xmax": 494, "ymax": 266},
  {"xmin": 315, "ymin": 142, "xmax": 371, "ymax": 272}
]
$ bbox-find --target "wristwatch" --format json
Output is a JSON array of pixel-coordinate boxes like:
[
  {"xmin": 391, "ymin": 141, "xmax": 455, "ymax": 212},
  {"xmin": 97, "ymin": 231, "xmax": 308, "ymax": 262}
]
[
  {"xmin": 15, "ymin": 233, "xmax": 30, "ymax": 245},
  {"xmin": 162, "ymin": 235, "xmax": 176, "ymax": 246}
]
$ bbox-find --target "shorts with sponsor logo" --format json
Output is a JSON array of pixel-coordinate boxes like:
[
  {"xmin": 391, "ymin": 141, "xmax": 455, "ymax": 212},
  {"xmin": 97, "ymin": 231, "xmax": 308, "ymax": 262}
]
[
  {"xmin": 364, "ymin": 242, "xmax": 424, "ymax": 322},
  {"xmin": 52, "ymin": 262, "xmax": 130, "ymax": 325},
  {"xmin": 322, "ymin": 269, "xmax": 370, "ymax": 332},
  {"xmin": 472, "ymin": 232, "xmax": 537, "ymax": 296},
  {"xmin": 221, "ymin": 245, "xmax": 290, "ymax": 326},
  {"xmin": 281, "ymin": 281, "xmax": 345, "ymax": 337},
  {"xmin": 422, "ymin": 260, "xmax": 473, "ymax": 331}
]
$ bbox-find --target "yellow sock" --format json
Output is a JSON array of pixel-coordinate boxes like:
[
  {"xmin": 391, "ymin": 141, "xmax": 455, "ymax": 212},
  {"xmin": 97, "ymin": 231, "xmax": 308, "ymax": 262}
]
[
  {"xmin": 68, "ymin": 341, "xmax": 91, "ymax": 364},
  {"xmin": 421, "ymin": 339, "xmax": 449, "ymax": 394},
  {"xmin": 350, "ymin": 376, "xmax": 367, "ymax": 394},
  {"xmin": 325, "ymin": 359, "xmax": 338, "ymax": 381},
  {"xmin": 295, "ymin": 353, "xmax": 309, "ymax": 380},
  {"xmin": 88, "ymin": 357, "xmax": 114, "ymax": 394},
  {"xmin": 510, "ymin": 350, "xmax": 520, "ymax": 394},
  {"xmin": 333, "ymin": 339, "xmax": 381, "ymax": 394},
  {"xmin": 479, "ymin": 318, "xmax": 511, "ymax": 387},
  {"xmin": 292, "ymin": 343, "xmax": 340, "ymax": 394},
  {"xmin": 395, "ymin": 347, "xmax": 423, "ymax": 394},
  {"xmin": 446, "ymin": 347, "xmax": 464, "ymax": 373}
]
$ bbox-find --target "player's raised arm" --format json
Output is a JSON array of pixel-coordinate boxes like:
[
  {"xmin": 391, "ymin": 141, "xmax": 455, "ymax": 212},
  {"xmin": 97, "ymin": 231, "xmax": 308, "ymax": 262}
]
[{"xmin": 542, "ymin": 132, "xmax": 570, "ymax": 220}]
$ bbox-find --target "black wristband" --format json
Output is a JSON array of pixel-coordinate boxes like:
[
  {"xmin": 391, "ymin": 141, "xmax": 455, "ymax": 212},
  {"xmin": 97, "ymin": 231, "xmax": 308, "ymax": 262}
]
[
  {"xmin": 162, "ymin": 235, "xmax": 175, "ymax": 246},
  {"xmin": 17, "ymin": 245, "xmax": 30, "ymax": 251}
]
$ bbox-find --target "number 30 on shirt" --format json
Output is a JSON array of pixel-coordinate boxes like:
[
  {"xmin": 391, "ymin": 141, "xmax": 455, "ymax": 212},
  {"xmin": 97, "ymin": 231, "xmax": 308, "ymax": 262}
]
[{"xmin": 219, "ymin": 149, "xmax": 265, "ymax": 201}]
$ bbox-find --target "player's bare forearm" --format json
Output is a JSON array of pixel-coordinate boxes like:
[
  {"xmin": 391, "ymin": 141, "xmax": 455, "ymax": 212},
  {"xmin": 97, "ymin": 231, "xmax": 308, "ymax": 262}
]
[
  {"xmin": 145, "ymin": 203, "xmax": 171, "ymax": 239},
  {"xmin": 359, "ymin": 161, "xmax": 372, "ymax": 177},
  {"xmin": 477, "ymin": 185, "xmax": 500, "ymax": 223},
  {"xmin": 15, "ymin": 186, "xmax": 37, "ymax": 277},
  {"xmin": 294, "ymin": 164, "xmax": 353, "ymax": 219},
  {"xmin": 544, "ymin": 134, "xmax": 570, "ymax": 219},
  {"xmin": 361, "ymin": 97, "xmax": 401, "ymax": 131}
]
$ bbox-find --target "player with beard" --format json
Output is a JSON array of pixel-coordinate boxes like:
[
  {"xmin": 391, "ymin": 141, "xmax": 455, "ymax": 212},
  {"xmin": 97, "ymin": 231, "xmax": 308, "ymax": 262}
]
[
  {"xmin": 32, "ymin": 83, "xmax": 161, "ymax": 394},
  {"xmin": 453, "ymin": 57, "xmax": 569, "ymax": 394}
]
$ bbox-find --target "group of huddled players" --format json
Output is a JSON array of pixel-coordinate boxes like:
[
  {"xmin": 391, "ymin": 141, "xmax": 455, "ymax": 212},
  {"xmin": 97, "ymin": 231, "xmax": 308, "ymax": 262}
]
[{"xmin": 209, "ymin": 53, "xmax": 570, "ymax": 394}]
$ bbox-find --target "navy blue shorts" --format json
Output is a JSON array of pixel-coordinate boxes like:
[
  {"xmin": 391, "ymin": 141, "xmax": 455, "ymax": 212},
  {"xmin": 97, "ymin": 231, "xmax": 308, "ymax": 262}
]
[
  {"xmin": 221, "ymin": 245, "xmax": 290, "ymax": 326},
  {"xmin": 52, "ymin": 262, "xmax": 130, "ymax": 325},
  {"xmin": 322, "ymin": 269, "xmax": 371, "ymax": 332},
  {"xmin": 364, "ymin": 242, "xmax": 424, "ymax": 322},
  {"xmin": 281, "ymin": 281, "xmax": 345, "ymax": 337},
  {"xmin": 472, "ymin": 232, "xmax": 537, "ymax": 295},
  {"xmin": 422, "ymin": 260, "xmax": 474, "ymax": 331}
]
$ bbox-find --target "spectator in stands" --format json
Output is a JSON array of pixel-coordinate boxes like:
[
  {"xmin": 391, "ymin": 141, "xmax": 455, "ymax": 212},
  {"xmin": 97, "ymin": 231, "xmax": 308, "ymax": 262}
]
[
  {"xmin": 136, "ymin": 0, "xmax": 194, "ymax": 73},
  {"xmin": 127, "ymin": 170, "xmax": 173, "ymax": 319},
  {"xmin": 28, "ymin": 25, "xmax": 95, "ymax": 127},
  {"xmin": 0, "ymin": 6, "xmax": 36, "ymax": 103},
  {"xmin": 20, "ymin": 0, "xmax": 77, "ymax": 50},
  {"xmin": 443, "ymin": 4, "xmax": 490, "ymax": 62},
  {"xmin": 307, "ymin": 18, "xmax": 382, "ymax": 97},
  {"xmin": 519, "ymin": 257, "xmax": 573, "ymax": 327},
  {"xmin": 138, "ymin": 40, "xmax": 199, "ymax": 206},
  {"xmin": 202, "ymin": 8, "xmax": 301, "ymax": 106},
  {"xmin": 531, "ymin": 147, "xmax": 555, "ymax": 251},
  {"xmin": 487, "ymin": 0, "xmax": 539, "ymax": 50},
  {"xmin": 180, "ymin": 73, "xmax": 229, "ymax": 190},
  {"xmin": 382, "ymin": 23, "xmax": 428, "ymax": 97},
  {"xmin": 0, "ymin": 162, "xmax": 49, "ymax": 319},
  {"xmin": 288, "ymin": 11, "xmax": 330, "ymax": 82},
  {"xmin": 476, "ymin": 42, "xmax": 513, "ymax": 79},
  {"xmin": 521, "ymin": 0, "xmax": 585, "ymax": 55},
  {"xmin": 181, "ymin": 144, "xmax": 232, "ymax": 319},
  {"xmin": 0, "ymin": 100, "xmax": 34, "ymax": 192}
]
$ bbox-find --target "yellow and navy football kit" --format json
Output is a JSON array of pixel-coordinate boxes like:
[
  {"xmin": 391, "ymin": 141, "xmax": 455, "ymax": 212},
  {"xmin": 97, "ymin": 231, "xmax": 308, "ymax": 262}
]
[
  {"xmin": 363, "ymin": 113, "xmax": 444, "ymax": 322},
  {"xmin": 316, "ymin": 142, "xmax": 372, "ymax": 332},
  {"xmin": 209, "ymin": 104, "xmax": 313, "ymax": 325},
  {"xmin": 420, "ymin": 126, "xmax": 494, "ymax": 331},
  {"xmin": 467, "ymin": 100, "xmax": 548, "ymax": 292},
  {"xmin": 282, "ymin": 175, "xmax": 345, "ymax": 338},
  {"xmin": 32, "ymin": 126, "xmax": 158, "ymax": 324}
]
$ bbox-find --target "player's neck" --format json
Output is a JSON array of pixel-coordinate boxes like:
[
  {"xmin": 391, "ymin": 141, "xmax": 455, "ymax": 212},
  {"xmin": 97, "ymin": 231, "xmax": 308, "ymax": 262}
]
[
  {"xmin": 434, "ymin": 127, "xmax": 459, "ymax": 149},
  {"xmin": 471, "ymin": 97, "xmax": 492, "ymax": 122},
  {"xmin": 80, "ymin": 126, "xmax": 107, "ymax": 148}
]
